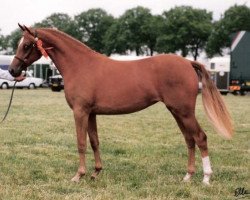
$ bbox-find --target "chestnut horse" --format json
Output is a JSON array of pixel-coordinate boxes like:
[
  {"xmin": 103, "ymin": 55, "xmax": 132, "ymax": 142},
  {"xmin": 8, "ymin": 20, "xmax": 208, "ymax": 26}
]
[{"xmin": 9, "ymin": 25, "xmax": 233, "ymax": 185}]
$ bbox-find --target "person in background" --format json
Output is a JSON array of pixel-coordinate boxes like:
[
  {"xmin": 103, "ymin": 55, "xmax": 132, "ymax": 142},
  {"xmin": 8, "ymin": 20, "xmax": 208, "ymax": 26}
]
[{"xmin": 0, "ymin": 68, "xmax": 25, "ymax": 81}]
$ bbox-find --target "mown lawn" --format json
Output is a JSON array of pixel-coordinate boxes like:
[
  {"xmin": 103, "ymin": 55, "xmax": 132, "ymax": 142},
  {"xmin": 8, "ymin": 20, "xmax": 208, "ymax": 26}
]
[{"xmin": 0, "ymin": 89, "xmax": 249, "ymax": 200}]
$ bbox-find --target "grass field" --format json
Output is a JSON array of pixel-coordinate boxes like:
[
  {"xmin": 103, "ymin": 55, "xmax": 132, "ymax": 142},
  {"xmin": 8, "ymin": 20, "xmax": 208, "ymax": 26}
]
[{"xmin": 0, "ymin": 89, "xmax": 249, "ymax": 200}]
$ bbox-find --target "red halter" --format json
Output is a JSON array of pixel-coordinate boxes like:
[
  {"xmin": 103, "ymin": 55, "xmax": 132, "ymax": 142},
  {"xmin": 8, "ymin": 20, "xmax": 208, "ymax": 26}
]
[{"xmin": 35, "ymin": 37, "xmax": 53, "ymax": 59}]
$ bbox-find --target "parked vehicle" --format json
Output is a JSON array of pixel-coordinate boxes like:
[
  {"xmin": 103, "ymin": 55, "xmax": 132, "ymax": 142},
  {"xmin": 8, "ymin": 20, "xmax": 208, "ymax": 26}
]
[
  {"xmin": 208, "ymin": 31, "xmax": 250, "ymax": 95},
  {"xmin": 0, "ymin": 55, "xmax": 14, "ymax": 70},
  {"xmin": 230, "ymin": 31, "xmax": 250, "ymax": 95},
  {"xmin": 49, "ymin": 75, "xmax": 64, "ymax": 92},
  {"xmin": 0, "ymin": 71, "xmax": 44, "ymax": 89},
  {"xmin": 208, "ymin": 57, "xmax": 230, "ymax": 95}
]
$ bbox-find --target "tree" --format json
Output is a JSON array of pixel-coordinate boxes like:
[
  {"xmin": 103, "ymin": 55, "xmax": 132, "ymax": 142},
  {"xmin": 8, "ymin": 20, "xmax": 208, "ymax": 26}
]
[
  {"xmin": 103, "ymin": 19, "xmax": 128, "ymax": 56},
  {"xmin": 34, "ymin": 13, "xmax": 77, "ymax": 38},
  {"xmin": 156, "ymin": 6, "xmax": 212, "ymax": 60},
  {"xmin": 4, "ymin": 29, "xmax": 22, "ymax": 54},
  {"xmin": 0, "ymin": 30, "xmax": 6, "ymax": 52},
  {"xmin": 206, "ymin": 5, "xmax": 250, "ymax": 57},
  {"xmin": 74, "ymin": 8, "xmax": 114, "ymax": 54},
  {"xmin": 116, "ymin": 6, "xmax": 157, "ymax": 56},
  {"xmin": 142, "ymin": 15, "xmax": 164, "ymax": 56}
]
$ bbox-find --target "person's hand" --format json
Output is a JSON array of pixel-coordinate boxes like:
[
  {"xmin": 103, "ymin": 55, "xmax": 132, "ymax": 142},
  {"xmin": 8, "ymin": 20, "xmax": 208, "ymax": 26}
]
[{"xmin": 14, "ymin": 74, "xmax": 25, "ymax": 82}]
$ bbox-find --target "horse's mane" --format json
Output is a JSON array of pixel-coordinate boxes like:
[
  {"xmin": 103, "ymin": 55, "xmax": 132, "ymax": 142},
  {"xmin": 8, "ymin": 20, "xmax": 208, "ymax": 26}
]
[{"xmin": 38, "ymin": 28, "xmax": 102, "ymax": 56}]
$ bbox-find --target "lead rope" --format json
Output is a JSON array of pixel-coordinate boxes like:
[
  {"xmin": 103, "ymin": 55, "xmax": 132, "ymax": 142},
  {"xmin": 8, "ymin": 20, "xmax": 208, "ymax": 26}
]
[{"xmin": 0, "ymin": 81, "xmax": 17, "ymax": 124}]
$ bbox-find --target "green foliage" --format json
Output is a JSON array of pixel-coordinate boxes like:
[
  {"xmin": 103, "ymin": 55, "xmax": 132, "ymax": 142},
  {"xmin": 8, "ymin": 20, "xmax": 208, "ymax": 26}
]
[
  {"xmin": 156, "ymin": 6, "xmax": 212, "ymax": 60},
  {"xmin": 0, "ymin": 29, "xmax": 5, "ymax": 52},
  {"xmin": 0, "ymin": 35, "xmax": 5, "ymax": 52},
  {"xmin": 142, "ymin": 15, "xmax": 164, "ymax": 56},
  {"xmin": 4, "ymin": 29, "xmax": 22, "ymax": 54},
  {"xmin": 103, "ymin": 19, "xmax": 128, "ymax": 56},
  {"xmin": 115, "ymin": 6, "xmax": 156, "ymax": 56},
  {"xmin": 206, "ymin": 5, "xmax": 250, "ymax": 57},
  {"xmin": 34, "ymin": 13, "xmax": 77, "ymax": 38},
  {"xmin": 104, "ymin": 7, "xmax": 162, "ymax": 56},
  {"xmin": 74, "ymin": 8, "xmax": 114, "ymax": 54}
]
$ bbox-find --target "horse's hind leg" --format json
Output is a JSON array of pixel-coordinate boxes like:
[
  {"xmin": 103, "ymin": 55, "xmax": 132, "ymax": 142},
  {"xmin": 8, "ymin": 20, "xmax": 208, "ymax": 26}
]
[
  {"xmin": 170, "ymin": 110, "xmax": 196, "ymax": 182},
  {"xmin": 169, "ymin": 108, "xmax": 213, "ymax": 185},
  {"xmin": 182, "ymin": 135, "xmax": 196, "ymax": 182},
  {"xmin": 88, "ymin": 114, "xmax": 102, "ymax": 179}
]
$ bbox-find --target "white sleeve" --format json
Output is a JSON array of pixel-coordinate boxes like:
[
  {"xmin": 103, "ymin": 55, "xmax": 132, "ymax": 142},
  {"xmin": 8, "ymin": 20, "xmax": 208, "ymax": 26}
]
[{"xmin": 0, "ymin": 69, "xmax": 15, "ymax": 81}]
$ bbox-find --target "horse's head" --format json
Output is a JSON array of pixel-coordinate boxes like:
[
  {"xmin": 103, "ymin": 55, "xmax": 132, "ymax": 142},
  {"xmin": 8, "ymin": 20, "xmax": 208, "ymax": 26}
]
[{"xmin": 9, "ymin": 24, "xmax": 45, "ymax": 77}]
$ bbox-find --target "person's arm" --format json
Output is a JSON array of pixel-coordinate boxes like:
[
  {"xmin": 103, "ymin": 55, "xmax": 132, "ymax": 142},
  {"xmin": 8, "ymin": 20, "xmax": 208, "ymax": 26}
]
[
  {"xmin": 0, "ymin": 69, "xmax": 25, "ymax": 81},
  {"xmin": 0, "ymin": 68, "xmax": 15, "ymax": 81}
]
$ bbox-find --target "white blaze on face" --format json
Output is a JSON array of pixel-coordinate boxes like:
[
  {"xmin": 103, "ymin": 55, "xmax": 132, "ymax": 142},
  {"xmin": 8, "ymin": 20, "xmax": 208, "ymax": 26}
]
[{"xmin": 18, "ymin": 37, "xmax": 24, "ymax": 47}]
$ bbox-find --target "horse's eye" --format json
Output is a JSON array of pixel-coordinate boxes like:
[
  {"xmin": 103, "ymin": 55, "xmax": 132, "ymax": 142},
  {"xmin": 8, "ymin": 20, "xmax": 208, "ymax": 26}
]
[{"xmin": 24, "ymin": 44, "xmax": 31, "ymax": 50}]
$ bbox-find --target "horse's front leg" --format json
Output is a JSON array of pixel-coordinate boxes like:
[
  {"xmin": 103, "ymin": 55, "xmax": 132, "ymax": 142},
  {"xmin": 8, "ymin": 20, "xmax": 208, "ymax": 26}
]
[{"xmin": 71, "ymin": 108, "xmax": 89, "ymax": 182}]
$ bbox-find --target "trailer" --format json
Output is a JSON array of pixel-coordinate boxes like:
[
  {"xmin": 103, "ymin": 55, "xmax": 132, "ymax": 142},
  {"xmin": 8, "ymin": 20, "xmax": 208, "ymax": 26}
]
[
  {"xmin": 230, "ymin": 31, "xmax": 250, "ymax": 95},
  {"xmin": 208, "ymin": 57, "xmax": 230, "ymax": 95},
  {"xmin": 0, "ymin": 55, "xmax": 14, "ymax": 70}
]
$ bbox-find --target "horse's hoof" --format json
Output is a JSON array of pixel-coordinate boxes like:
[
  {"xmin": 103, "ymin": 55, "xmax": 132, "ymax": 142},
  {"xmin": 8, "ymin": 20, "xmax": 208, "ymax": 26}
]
[
  {"xmin": 202, "ymin": 180, "xmax": 210, "ymax": 186},
  {"xmin": 90, "ymin": 169, "xmax": 101, "ymax": 180},
  {"xmin": 183, "ymin": 173, "xmax": 192, "ymax": 182},
  {"xmin": 71, "ymin": 173, "xmax": 85, "ymax": 182},
  {"xmin": 90, "ymin": 174, "xmax": 96, "ymax": 180},
  {"xmin": 71, "ymin": 176, "xmax": 80, "ymax": 182},
  {"xmin": 202, "ymin": 174, "xmax": 211, "ymax": 186}
]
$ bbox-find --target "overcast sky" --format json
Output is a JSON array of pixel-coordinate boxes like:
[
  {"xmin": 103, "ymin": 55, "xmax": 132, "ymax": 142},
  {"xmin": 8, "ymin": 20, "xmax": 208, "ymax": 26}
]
[{"xmin": 1, "ymin": 0, "xmax": 249, "ymax": 35}]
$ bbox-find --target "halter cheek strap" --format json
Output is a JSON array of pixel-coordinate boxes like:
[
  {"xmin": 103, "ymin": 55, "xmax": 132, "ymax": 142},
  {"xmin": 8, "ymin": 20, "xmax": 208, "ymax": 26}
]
[{"xmin": 35, "ymin": 37, "xmax": 53, "ymax": 59}]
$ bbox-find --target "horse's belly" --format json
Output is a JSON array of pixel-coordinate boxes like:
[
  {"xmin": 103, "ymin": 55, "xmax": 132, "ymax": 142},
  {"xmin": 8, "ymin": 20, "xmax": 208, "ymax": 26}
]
[
  {"xmin": 92, "ymin": 99, "xmax": 158, "ymax": 115},
  {"xmin": 92, "ymin": 79, "xmax": 160, "ymax": 114}
]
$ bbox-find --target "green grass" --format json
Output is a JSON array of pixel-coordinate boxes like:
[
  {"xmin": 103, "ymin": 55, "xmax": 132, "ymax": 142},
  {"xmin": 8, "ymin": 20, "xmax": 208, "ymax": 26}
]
[{"xmin": 0, "ymin": 89, "xmax": 249, "ymax": 200}]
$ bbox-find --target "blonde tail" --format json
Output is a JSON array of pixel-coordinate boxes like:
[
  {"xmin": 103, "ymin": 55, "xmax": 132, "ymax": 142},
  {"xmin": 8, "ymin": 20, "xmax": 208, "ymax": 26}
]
[{"xmin": 191, "ymin": 61, "xmax": 233, "ymax": 139}]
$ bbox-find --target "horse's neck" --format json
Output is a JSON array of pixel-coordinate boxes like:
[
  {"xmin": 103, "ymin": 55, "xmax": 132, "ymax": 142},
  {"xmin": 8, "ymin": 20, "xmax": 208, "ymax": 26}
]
[{"xmin": 39, "ymin": 29, "xmax": 103, "ymax": 77}]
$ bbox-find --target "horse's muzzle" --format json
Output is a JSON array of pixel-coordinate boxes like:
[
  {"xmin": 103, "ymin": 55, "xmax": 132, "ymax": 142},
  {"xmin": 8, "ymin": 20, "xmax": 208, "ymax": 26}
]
[{"xmin": 8, "ymin": 66, "xmax": 23, "ymax": 77}]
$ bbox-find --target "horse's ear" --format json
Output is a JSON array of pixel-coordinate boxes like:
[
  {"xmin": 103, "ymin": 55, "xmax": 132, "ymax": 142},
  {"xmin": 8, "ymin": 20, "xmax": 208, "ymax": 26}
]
[
  {"xmin": 23, "ymin": 25, "xmax": 33, "ymax": 36},
  {"xmin": 18, "ymin": 23, "xmax": 25, "ymax": 31}
]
